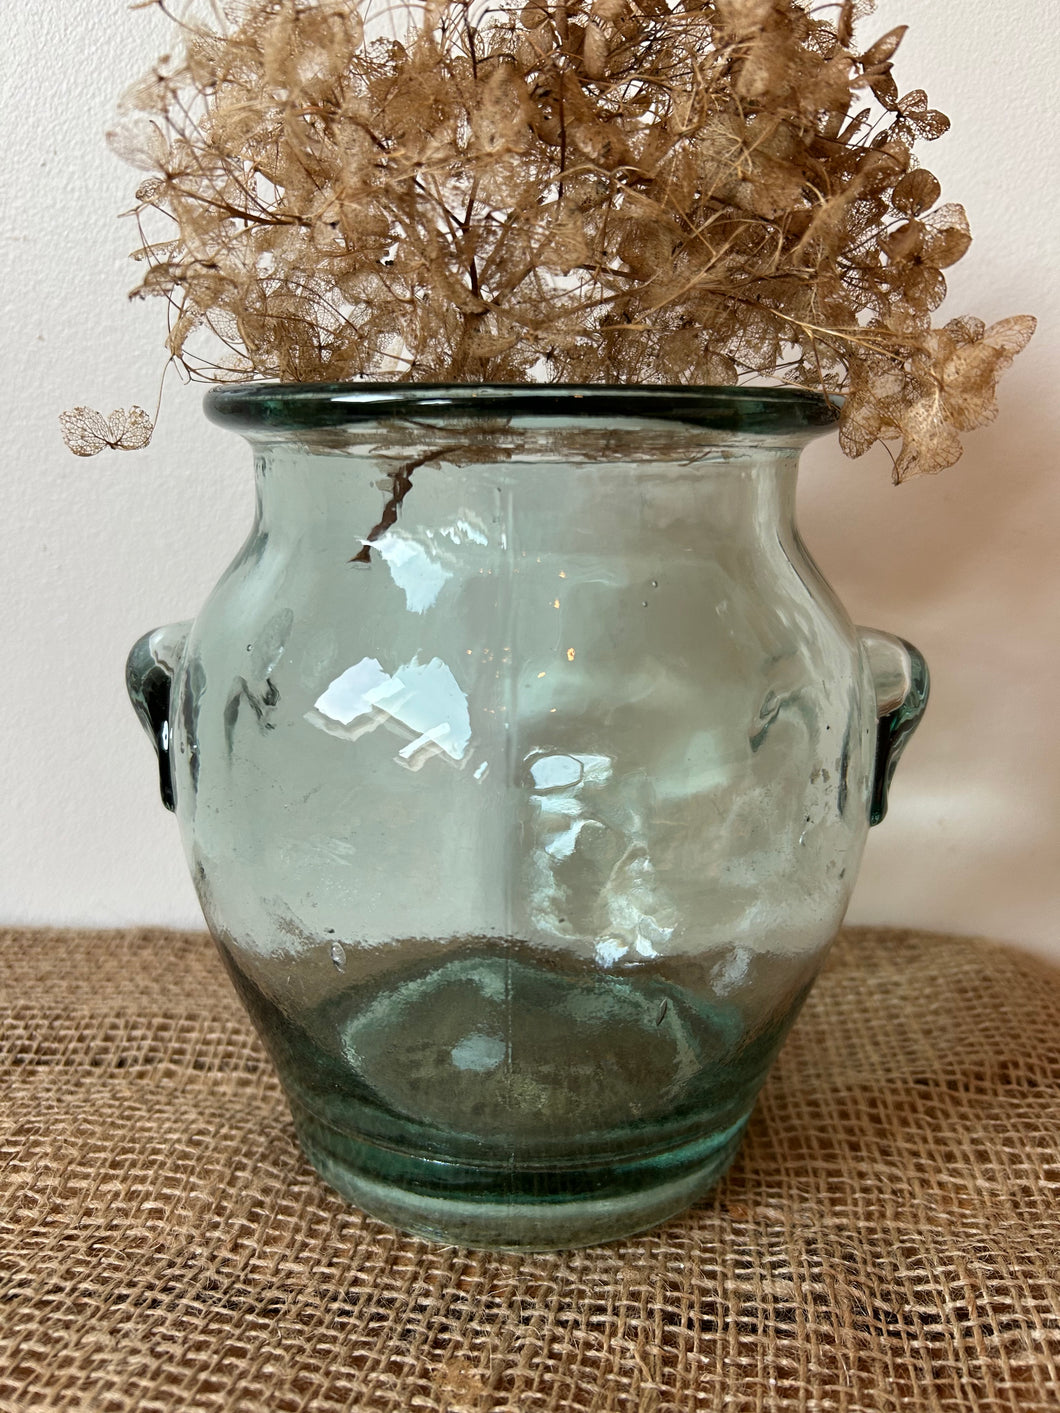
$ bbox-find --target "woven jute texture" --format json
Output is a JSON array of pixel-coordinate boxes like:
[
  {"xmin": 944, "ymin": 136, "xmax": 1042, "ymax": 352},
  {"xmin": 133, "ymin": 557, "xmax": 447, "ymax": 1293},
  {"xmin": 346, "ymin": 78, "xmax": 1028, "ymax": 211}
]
[{"xmin": 2, "ymin": 926, "xmax": 1059, "ymax": 1413}]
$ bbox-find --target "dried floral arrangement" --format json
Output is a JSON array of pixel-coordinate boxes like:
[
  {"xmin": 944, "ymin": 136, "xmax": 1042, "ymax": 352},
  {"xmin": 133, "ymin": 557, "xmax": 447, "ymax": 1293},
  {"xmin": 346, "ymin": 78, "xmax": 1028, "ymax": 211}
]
[{"xmin": 62, "ymin": 0, "xmax": 1034, "ymax": 479}]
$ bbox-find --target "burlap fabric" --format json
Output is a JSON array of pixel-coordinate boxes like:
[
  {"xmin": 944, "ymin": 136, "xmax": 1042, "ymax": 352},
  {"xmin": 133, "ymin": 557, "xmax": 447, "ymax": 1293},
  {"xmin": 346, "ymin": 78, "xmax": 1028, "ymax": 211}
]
[{"xmin": 1, "ymin": 926, "xmax": 1058, "ymax": 1412}]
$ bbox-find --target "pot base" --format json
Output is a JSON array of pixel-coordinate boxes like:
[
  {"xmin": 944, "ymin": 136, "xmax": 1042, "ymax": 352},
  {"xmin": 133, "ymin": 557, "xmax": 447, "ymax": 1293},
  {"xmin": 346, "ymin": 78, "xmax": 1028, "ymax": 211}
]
[
  {"xmin": 292, "ymin": 1099, "xmax": 750, "ymax": 1250},
  {"xmin": 222, "ymin": 939, "xmax": 784, "ymax": 1248}
]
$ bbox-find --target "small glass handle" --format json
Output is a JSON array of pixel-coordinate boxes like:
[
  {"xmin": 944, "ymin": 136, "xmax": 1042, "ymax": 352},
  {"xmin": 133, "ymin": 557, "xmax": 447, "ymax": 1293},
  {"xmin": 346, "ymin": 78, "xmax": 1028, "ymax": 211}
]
[
  {"xmin": 857, "ymin": 627, "xmax": 930, "ymax": 827},
  {"xmin": 126, "ymin": 622, "xmax": 192, "ymax": 812}
]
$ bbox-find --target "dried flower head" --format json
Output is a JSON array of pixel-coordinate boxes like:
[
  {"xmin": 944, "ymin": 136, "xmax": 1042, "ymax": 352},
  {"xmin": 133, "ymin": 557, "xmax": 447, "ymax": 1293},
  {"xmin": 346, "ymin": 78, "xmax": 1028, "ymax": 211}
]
[{"xmin": 65, "ymin": 0, "xmax": 1034, "ymax": 479}]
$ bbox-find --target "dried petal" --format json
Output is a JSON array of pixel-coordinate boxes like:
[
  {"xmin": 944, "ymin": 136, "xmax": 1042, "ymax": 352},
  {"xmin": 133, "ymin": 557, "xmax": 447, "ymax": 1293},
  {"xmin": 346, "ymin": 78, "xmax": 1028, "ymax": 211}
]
[
  {"xmin": 111, "ymin": 406, "xmax": 154, "ymax": 449},
  {"xmin": 866, "ymin": 70, "xmax": 899, "ymax": 108},
  {"xmin": 135, "ymin": 177, "xmax": 166, "ymax": 205},
  {"xmin": 582, "ymin": 21, "xmax": 609, "ymax": 79},
  {"xmin": 59, "ymin": 406, "xmax": 153, "ymax": 455},
  {"xmin": 836, "ymin": 0, "xmax": 856, "ymax": 48},
  {"xmin": 882, "ymin": 220, "xmax": 924, "ymax": 261},
  {"xmin": 892, "ymin": 169, "xmax": 940, "ymax": 217},
  {"xmin": 860, "ymin": 25, "xmax": 907, "ymax": 68},
  {"xmin": 59, "ymin": 407, "xmax": 114, "ymax": 457},
  {"xmin": 838, "ymin": 391, "xmax": 883, "ymax": 458},
  {"xmin": 106, "ymin": 117, "xmax": 169, "ymax": 172},
  {"xmin": 921, "ymin": 203, "xmax": 972, "ymax": 268},
  {"xmin": 983, "ymin": 314, "xmax": 1037, "ymax": 359},
  {"xmin": 906, "ymin": 108, "xmax": 950, "ymax": 141},
  {"xmin": 893, "ymin": 395, "xmax": 962, "ymax": 480},
  {"xmin": 520, "ymin": 1, "xmax": 550, "ymax": 29}
]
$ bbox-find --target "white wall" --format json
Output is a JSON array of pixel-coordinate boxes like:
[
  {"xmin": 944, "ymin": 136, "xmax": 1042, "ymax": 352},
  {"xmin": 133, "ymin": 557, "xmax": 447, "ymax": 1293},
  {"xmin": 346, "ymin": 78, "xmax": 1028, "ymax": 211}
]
[{"xmin": 2, "ymin": 1, "xmax": 1057, "ymax": 956}]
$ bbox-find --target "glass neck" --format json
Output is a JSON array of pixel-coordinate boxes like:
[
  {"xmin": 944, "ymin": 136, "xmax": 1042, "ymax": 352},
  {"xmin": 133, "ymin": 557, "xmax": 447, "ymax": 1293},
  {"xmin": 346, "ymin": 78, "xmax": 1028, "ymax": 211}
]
[{"xmin": 247, "ymin": 422, "xmax": 804, "ymax": 555}]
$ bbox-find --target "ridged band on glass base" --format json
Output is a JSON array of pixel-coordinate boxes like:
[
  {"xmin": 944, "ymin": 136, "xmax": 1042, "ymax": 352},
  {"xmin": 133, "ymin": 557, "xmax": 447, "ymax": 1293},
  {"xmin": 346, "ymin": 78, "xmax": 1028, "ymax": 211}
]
[{"xmin": 290, "ymin": 1098, "xmax": 751, "ymax": 1250}]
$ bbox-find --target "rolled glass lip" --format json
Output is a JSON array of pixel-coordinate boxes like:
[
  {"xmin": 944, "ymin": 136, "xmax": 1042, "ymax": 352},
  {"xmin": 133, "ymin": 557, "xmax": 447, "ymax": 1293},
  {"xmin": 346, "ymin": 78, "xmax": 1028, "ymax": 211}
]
[{"xmin": 204, "ymin": 381, "xmax": 841, "ymax": 437}]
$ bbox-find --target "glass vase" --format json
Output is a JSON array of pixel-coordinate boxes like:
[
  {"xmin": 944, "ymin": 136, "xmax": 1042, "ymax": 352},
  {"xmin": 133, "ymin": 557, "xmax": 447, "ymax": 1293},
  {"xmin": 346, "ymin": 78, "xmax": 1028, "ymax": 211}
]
[{"xmin": 127, "ymin": 384, "xmax": 927, "ymax": 1249}]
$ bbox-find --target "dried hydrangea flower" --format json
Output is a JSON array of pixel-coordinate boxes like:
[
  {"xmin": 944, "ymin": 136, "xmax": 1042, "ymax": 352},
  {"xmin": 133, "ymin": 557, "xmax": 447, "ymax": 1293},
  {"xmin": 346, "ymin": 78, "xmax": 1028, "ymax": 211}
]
[{"xmin": 64, "ymin": 0, "xmax": 1034, "ymax": 479}]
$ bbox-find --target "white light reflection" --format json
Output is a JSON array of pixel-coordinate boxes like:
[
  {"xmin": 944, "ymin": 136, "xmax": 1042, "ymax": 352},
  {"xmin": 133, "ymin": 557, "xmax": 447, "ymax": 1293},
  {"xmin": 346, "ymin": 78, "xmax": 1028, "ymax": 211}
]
[
  {"xmin": 368, "ymin": 516, "xmax": 493, "ymax": 613},
  {"xmin": 369, "ymin": 531, "xmax": 451, "ymax": 614},
  {"xmin": 431, "ymin": 519, "xmax": 488, "ymax": 548},
  {"xmin": 308, "ymin": 655, "xmax": 472, "ymax": 768},
  {"xmin": 526, "ymin": 750, "xmax": 677, "ymax": 961}
]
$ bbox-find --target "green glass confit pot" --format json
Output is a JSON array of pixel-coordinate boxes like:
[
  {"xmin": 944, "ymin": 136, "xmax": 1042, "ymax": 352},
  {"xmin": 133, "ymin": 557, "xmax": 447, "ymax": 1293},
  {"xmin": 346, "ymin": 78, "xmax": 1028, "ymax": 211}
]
[{"xmin": 127, "ymin": 384, "xmax": 928, "ymax": 1249}]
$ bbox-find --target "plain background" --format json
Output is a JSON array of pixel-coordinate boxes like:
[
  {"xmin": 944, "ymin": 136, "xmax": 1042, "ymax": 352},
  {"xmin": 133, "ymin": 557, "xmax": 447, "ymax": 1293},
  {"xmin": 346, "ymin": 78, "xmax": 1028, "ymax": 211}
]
[{"xmin": 1, "ymin": 0, "xmax": 1057, "ymax": 956}]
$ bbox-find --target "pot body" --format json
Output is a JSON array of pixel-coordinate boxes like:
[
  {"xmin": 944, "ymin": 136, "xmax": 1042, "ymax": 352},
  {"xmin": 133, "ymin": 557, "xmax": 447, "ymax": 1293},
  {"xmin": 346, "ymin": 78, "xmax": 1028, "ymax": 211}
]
[{"xmin": 128, "ymin": 385, "xmax": 926, "ymax": 1248}]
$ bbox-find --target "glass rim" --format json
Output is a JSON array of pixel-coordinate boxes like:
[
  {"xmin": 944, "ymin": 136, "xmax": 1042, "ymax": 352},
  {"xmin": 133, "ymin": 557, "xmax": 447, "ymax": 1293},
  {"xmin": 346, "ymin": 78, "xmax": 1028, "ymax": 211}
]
[{"xmin": 204, "ymin": 381, "xmax": 842, "ymax": 437}]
